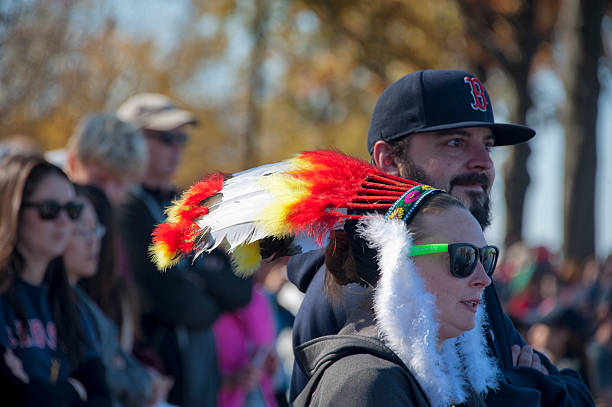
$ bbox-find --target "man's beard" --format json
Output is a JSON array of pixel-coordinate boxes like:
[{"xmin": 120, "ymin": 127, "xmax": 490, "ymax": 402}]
[
  {"xmin": 463, "ymin": 190, "xmax": 491, "ymax": 229},
  {"xmin": 398, "ymin": 161, "xmax": 492, "ymax": 229}
]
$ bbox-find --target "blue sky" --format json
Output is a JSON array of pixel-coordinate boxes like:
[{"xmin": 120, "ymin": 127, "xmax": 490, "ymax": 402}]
[{"xmin": 108, "ymin": 0, "xmax": 611, "ymax": 258}]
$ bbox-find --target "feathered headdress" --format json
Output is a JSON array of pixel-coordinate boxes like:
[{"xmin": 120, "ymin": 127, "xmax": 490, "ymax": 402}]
[
  {"xmin": 149, "ymin": 149, "xmax": 500, "ymax": 404},
  {"xmin": 150, "ymin": 150, "xmax": 426, "ymax": 275}
]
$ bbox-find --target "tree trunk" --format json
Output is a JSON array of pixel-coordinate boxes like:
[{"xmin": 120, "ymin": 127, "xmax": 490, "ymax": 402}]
[
  {"xmin": 501, "ymin": 0, "xmax": 539, "ymax": 248},
  {"xmin": 242, "ymin": 0, "xmax": 269, "ymax": 168},
  {"xmin": 456, "ymin": 0, "xmax": 545, "ymax": 247},
  {"xmin": 503, "ymin": 66, "xmax": 532, "ymax": 247},
  {"xmin": 559, "ymin": 0, "xmax": 603, "ymax": 263}
]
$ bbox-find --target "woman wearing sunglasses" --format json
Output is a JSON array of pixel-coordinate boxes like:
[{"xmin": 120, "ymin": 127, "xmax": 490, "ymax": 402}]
[
  {"xmin": 65, "ymin": 184, "xmax": 174, "ymax": 407},
  {"xmin": 0, "ymin": 154, "xmax": 111, "ymax": 406},
  {"xmin": 290, "ymin": 191, "xmax": 499, "ymax": 407},
  {"xmin": 149, "ymin": 151, "xmax": 502, "ymax": 407}
]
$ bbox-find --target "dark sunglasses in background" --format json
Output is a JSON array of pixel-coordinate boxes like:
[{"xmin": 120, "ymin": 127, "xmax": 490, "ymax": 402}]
[
  {"xmin": 146, "ymin": 130, "xmax": 189, "ymax": 146},
  {"xmin": 22, "ymin": 200, "xmax": 83, "ymax": 221},
  {"xmin": 408, "ymin": 243, "xmax": 499, "ymax": 278}
]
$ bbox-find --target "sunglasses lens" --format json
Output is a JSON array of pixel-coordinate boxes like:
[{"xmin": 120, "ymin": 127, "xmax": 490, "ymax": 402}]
[
  {"xmin": 159, "ymin": 132, "xmax": 188, "ymax": 145},
  {"xmin": 160, "ymin": 133, "xmax": 174, "ymax": 144},
  {"xmin": 38, "ymin": 201, "xmax": 61, "ymax": 220},
  {"xmin": 452, "ymin": 245, "xmax": 477, "ymax": 278},
  {"xmin": 65, "ymin": 202, "xmax": 83, "ymax": 221},
  {"xmin": 481, "ymin": 246, "xmax": 498, "ymax": 276}
]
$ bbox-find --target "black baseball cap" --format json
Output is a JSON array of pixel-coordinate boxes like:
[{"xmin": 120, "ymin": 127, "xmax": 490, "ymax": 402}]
[{"xmin": 367, "ymin": 70, "xmax": 535, "ymax": 154}]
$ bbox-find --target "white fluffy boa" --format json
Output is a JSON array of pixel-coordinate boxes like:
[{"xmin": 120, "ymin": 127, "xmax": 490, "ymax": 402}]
[{"xmin": 357, "ymin": 215, "xmax": 499, "ymax": 407}]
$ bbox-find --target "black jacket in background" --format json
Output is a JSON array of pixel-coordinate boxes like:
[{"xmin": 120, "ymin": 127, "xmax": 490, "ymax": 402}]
[
  {"xmin": 116, "ymin": 186, "xmax": 252, "ymax": 407},
  {"xmin": 1, "ymin": 352, "xmax": 111, "ymax": 407},
  {"xmin": 287, "ymin": 249, "xmax": 594, "ymax": 406}
]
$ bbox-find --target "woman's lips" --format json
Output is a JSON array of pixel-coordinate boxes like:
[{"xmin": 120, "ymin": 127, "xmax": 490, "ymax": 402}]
[{"xmin": 460, "ymin": 299, "xmax": 481, "ymax": 313}]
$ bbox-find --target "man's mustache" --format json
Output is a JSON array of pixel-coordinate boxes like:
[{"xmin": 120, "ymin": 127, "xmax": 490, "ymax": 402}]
[{"xmin": 450, "ymin": 173, "xmax": 491, "ymax": 192}]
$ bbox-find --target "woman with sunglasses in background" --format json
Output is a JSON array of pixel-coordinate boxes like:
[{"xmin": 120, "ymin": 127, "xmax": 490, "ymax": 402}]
[
  {"xmin": 65, "ymin": 184, "xmax": 174, "ymax": 407},
  {"xmin": 0, "ymin": 154, "xmax": 111, "ymax": 406}
]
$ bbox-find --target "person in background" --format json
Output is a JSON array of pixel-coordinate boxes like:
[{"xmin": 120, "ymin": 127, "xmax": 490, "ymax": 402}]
[
  {"xmin": 116, "ymin": 93, "xmax": 252, "ymax": 407},
  {"xmin": 527, "ymin": 306, "xmax": 593, "ymax": 390},
  {"xmin": 0, "ymin": 154, "xmax": 111, "ymax": 406},
  {"xmin": 588, "ymin": 287, "xmax": 612, "ymax": 404},
  {"xmin": 63, "ymin": 113, "xmax": 147, "ymax": 360},
  {"xmin": 65, "ymin": 184, "xmax": 174, "ymax": 407},
  {"xmin": 213, "ymin": 275, "xmax": 279, "ymax": 407},
  {"xmin": 0, "ymin": 135, "xmax": 42, "ymax": 162},
  {"xmin": 65, "ymin": 114, "xmax": 148, "ymax": 206},
  {"xmin": 255, "ymin": 253, "xmax": 296, "ymax": 407}
]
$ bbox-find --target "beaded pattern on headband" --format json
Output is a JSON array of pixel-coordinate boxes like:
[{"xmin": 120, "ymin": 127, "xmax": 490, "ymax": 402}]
[{"xmin": 384, "ymin": 184, "xmax": 445, "ymax": 224}]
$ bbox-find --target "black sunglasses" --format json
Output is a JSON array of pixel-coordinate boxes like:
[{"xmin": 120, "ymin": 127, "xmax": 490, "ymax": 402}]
[
  {"xmin": 22, "ymin": 200, "xmax": 83, "ymax": 221},
  {"xmin": 148, "ymin": 131, "xmax": 189, "ymax": 146},
  {"xmin": 408, "ymin": 243, "xmax": 499, "ymax": 278}
]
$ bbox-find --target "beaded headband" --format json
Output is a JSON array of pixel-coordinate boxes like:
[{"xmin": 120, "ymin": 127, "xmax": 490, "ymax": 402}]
[{"xmin": 385, "ymin": 185, "xmax": 445, "ymax": 224}]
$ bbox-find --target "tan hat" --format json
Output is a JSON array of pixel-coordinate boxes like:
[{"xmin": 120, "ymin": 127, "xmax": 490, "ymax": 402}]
[{"xmin": 116, "ymin": 93, "xmax": 197, "ymax": 131}]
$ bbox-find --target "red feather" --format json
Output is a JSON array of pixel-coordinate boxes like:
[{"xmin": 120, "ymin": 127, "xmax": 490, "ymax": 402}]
[
  {"xmin": 152, "ymin": 172, "xmax": 225, "ymax": 257},
  {"xmin": 178, "ymin": 172, "xmax": 226, "ymax": 222},
  {"xmin": 284, "ymin": 151, "xmax": 418, "ymax": 243}
]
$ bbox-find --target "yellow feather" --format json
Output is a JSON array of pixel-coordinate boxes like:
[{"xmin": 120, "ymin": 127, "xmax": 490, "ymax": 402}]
[
  {"xmin": 230, "ymin": 242, "xmax": 262, "ymax": 277},
  {"xmin": 165, "ymin": 197, "xmax": 186, "ymax": 223},
  {"xmin": 148, "ymin": 243, "xmax": 179, "ymax": 272},
  {"xmin": 259, "ymin": 173, "xmax": 311, "ymax": 235},
  {"xmin": 291, "ymin": 155, "xmax": 321, "ymax": 172}
]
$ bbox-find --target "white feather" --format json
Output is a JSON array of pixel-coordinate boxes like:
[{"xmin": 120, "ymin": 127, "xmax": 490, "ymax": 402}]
[{"xmin": 194, "ymin": 161, "xmax": 293, "ymax": 256}]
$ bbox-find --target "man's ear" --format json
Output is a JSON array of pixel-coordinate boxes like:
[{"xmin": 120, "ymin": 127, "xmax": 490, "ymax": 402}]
[
  {"xmin": 66, "ymin": 151, "xmax": 77, "ymax": 177},
  {"xmin": 65, "ymin": 152, "xmax": 86, "ymax": 183},
  {"xmin": 372, "ymin": 141, "xmax": 400, "ymax": 176}
]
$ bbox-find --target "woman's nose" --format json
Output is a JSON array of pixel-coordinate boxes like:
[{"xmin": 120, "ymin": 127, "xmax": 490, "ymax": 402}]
[{"xmin": 470, "ymin": 261, "xmax": 492, "ymax": 287}]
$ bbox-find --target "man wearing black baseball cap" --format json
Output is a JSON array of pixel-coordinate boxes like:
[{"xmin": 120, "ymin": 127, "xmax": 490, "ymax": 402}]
[
  {"xmin": 288, "ymin": 70, "xmax": 593, "ymax": 405},
  {"xmin": 368, "ymin": 69, "xmax": 533, "ymax": 230},
  {"xmin": 367, "ymin": 69, "xmax": 534, "ymax": 152}
]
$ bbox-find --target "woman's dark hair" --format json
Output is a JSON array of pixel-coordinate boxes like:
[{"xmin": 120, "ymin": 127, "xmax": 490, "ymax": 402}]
[
  {"xmin": 0, "ymin": 154, "xmax": 91, "ymax": 368},
  {"xmin": 0, "ymin": 154, "xmax": 55, "ymax": 290},
  {"xmin": 324, "ymin": 192, "xmax": 465, "ymax": 299},
  {"xmin": 76, "ymin": 184, "xmax": 141, "ymax": 340},
  {"xmin": 45, "ymin": 258, "xmax": 89, "ymax": 368},
  {"xmin": 324, "ymin": 229, "xmax": 360, "ymax": 300}
]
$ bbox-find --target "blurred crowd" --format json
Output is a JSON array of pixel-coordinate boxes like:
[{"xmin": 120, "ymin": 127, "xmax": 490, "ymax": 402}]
[
  {"xmin": 495, "ymin": 243, "xmax": 612, "ymax": 404},
  {"xmin": 0, "ymin": 92, "xmax": 610, "ymax": 407},
  {"xmin": 0, "ymin": 95, "xmax": 300, "ymax": 407}
]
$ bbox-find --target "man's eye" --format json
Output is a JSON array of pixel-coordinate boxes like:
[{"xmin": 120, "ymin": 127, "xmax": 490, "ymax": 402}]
[
  {"xmin": 448, "ymin": 138, "xmax": 463, "ymax": 147},
  {"xmin": 484, "ymin": 143, "xmax": 493, "ymax": 151}
]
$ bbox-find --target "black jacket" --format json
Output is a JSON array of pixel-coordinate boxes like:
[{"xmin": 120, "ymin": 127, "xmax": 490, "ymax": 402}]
[
  {"xmin": 288, "ymin": 249, "xmax": 594, "ymax": 406},
  {"xmin": 116, "ymin": 186, "xmax": 252, "ymax": 407},
  {"xmin": 1, "ymin": 348, "xmax": 111, "ymax": 407}
]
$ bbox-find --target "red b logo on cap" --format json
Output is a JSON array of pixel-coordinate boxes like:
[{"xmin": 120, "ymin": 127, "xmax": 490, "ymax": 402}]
[{"xmin": 464, "ymin": 76, "xmax": 488, "ymax": 112}]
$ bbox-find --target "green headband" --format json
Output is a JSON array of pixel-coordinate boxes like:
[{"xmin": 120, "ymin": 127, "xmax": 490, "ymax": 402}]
[{"xmin": 384, "ymin": 184, "xmax": 445, "ymax": 224}]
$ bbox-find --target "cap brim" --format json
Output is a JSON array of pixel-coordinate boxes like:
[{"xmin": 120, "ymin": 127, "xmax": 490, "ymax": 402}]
[
  {"xmin": 409, "ymin": 121, "xmax": 535, "ymax": 146},
  {"xmin": 141, "ymin": 110, "xmax": 198, "ymax": 131}
]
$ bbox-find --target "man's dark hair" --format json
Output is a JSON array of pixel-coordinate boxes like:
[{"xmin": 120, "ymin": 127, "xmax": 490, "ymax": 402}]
[{"xmin": 387, "ymin": 136, "xmax": 430, "ymax": 185}]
